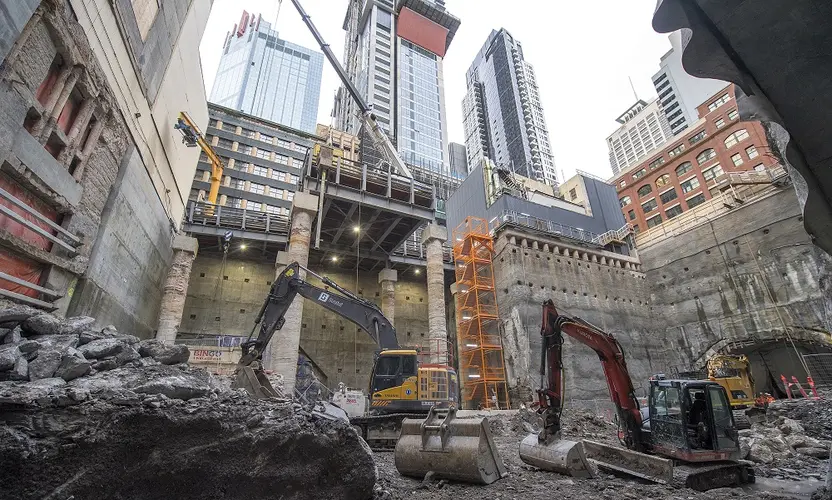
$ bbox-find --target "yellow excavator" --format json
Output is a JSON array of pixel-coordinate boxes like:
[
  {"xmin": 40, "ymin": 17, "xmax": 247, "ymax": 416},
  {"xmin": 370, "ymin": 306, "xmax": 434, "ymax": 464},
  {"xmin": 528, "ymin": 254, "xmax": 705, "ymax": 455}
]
[
  {"xmin": 231, "ymin": 262, "xmax": 505, "ymax": 484},
  {"xmin": 706, "ymin": 354, "xmax": 766, "ymax": 427}
]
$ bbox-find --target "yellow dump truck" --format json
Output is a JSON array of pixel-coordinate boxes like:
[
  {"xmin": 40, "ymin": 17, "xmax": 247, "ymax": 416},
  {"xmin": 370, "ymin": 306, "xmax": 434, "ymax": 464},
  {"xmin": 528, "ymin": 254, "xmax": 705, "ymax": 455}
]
[{"xmin": 706, "ymin": 354, "xmax": 763, "ymax": 427}]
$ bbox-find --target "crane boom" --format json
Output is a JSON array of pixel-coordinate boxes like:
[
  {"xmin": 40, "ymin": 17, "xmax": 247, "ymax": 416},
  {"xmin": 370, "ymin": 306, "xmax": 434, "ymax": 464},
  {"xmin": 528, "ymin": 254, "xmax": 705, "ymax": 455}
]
[
  {"xmin": 175, "ymin": 111, "xmax": 224, "ymax": 205},
  {"xmin": 288, "ymin": 0, "xmax": 413, "ymax": 179}
]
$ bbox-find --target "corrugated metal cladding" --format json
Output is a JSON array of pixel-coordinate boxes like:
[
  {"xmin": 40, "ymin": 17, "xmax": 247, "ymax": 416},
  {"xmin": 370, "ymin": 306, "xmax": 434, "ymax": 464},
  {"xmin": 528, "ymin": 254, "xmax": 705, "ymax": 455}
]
[{"xmin": 397, "ymin": 7, "xmax": 448, "ymax": 57}]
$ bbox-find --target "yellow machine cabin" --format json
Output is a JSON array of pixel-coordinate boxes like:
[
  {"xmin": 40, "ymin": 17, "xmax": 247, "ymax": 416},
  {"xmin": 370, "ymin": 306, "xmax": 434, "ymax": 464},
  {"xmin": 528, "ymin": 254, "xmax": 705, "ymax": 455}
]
[{"xmin": 369, "ymin": 349, "xmax": 458, "ymax": 413}]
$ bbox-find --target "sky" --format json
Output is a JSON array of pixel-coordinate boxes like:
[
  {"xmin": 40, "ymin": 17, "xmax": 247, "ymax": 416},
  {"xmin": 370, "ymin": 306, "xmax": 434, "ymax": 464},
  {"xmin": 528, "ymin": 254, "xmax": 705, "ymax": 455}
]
[{"xmin": 199, "ymin": 0, "xmax": 672, "ymax": 181}]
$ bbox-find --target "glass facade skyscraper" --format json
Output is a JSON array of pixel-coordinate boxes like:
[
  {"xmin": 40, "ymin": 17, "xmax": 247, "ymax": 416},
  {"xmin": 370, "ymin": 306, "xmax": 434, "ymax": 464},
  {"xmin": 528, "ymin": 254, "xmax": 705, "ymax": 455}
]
[
  {"xmin": 334, "ymin": 0, "xmax": 460, "ymax": 177},
  {"xmin": 463, "ymin": 29, "xmax": 558, "ymax": 186},
  {"xmin": 210, "ymin": 11, "xmax": 323, "ymax": 133}
]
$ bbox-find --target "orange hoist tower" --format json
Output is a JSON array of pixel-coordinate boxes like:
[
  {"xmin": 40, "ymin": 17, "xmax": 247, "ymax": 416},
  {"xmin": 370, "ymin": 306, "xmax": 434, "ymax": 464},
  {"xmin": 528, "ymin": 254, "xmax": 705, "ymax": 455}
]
[{"xmin": 453, "ymin": 217, "xmax": 509, "ymax": 409}]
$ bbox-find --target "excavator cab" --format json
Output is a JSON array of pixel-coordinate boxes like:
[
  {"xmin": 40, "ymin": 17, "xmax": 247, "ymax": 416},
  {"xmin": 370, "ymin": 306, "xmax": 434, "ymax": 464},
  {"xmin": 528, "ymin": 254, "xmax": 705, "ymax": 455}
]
[
  {"xmin": 369, "ymin": 350, "xmax": 458, "ymax": 412},
  {"xmin": 647, "ymin": 380, "xmax": 740, "ymax": 461}
]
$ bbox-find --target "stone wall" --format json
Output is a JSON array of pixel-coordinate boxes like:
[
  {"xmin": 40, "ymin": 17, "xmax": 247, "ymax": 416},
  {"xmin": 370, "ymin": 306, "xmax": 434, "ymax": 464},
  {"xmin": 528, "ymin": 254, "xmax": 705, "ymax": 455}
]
[
  {"xmin": 491, "ymin": 228, "xmax": 663, "ymax": 402},
  {"xmin": 179, "ymin": 255, "xmax": 432, "ymax": 390},
  {"xmin": 640, "ymin": 187, "xmax": 831, "ymax": 393}
]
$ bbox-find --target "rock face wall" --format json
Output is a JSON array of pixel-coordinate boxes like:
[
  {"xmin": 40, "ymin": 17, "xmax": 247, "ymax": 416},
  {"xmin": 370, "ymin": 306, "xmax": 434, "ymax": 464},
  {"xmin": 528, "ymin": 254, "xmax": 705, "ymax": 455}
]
[
  {"xmin": 491, "ymin": 228, "xmax": 664, "ymax": 402},
  {"xmin": 179, "ymin": 255, "xmax": 431, "ymax": 390},
  {"xmin": 640, "ymin": 187, "xmax": 831, "ymax": 393}
]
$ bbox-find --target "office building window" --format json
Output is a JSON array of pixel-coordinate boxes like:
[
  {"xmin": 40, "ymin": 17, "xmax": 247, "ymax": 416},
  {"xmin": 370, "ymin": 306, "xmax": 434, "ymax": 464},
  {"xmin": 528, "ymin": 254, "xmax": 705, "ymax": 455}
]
[
  {"xmin": 619, "ymin": 195, "xmax": 632, "ymax": 208},
  {"xmin": 665, "ymin": 205, "xmax": 683, "ymax": 219},
  {"xmin": 642, "ymin": 198, "xmax": 658, "ymax": 213},
  {"xmin": 708, "ymin": 93, "xmax": 731, "ymax": 112},
  {"xmin": 646, "ymin": 214, "xmax": 663, "ymax": 228},
  {"xmin": 727, "ymin": 109, "xmax": 739, "ymax": 121},
  {"xmin": 286, "ymin": 191, "xmax": 295, "ymax": 202},
  {"xmin": 637, "ymin": 184, "xmax": 652, "ymax": 198},
  {"xmin": 256, "ymin": 149, "xmax": 271, "ymax": 160},
  {"xmin": 731, "ymin": 153, "xmax": 744, "ymax": 166},
  {"xmin": 696, "ymin": 148, "xmax": 716, "ymax": 165},
  {"xmin": 275, "ymin": 154, "xmax": 289, "ymax": 165},
  {"xmin": 278, "ymin": 139, "xmax": 292, "ymax": 150},
  {"xmin": 292, "ymin": 143, "xmax": 306, "ymax": 153},
  {"xmin": 660, "ymin": 188, "xmax": 678, "ymax": 204},
  {"xmin": 715, "ymin": 118, "xmax": 726, "ymax": 129},
  {"xmin": 240, "ymin": 128, "xmax": 255, "ymax": 138},
  {"xmin": 648, "ymin": 157, "xmax": 665, "ymax": 170},
  {"xmin": 249, "ymin": 183, "xmax": 264, "ymax": 195},
  {"xmin": 668, "ymin": 144, "xmax": 685, "ymax": 158},
  {"xmin": 260, "ymin": 133, "xmax": 274, "ymax": 144},
  {"xmin": 247, "ymin": 201, "xmax": 262, "ymax": 211},
  {"xmin": 252, "ymin": 165, "xmax": 268, "ymax": 177},
  {"xmin": 619, "ymin": 180, "xmax": 626, "ymax": 188},
  {"xmin": 216, "ymin": 138, "xmax": 233, "ymax": 150},
  {"xmin": 238, "ymin": 144, "xmax": 252, "ymax": 155},
  {"xmin": 724, "ymin": 129, "xmax": 750, "ymax": 148},
  {"xmin": 628, "ymin": 210, "xmax": 636, "ymax": 220},
  {"xmin": 267, "ymin": 205, "xmax": 282, "ymax": 215},
  {"xmin": 230, "ymin": 178, "xmax": 245, "ymax": 190},
  {"xmin": 227, "ymin": 197, "xmax": 242, "ymax": 208},
  {"xmin": 656, "ymin": 174, "xmax": 671, "ymax": 188},
  {"xmin": 292, "ymin": 158, "xmax": 304, "ymax": 169},
  {"xmin": 632, "ymin": 224, "xmax": 640, "ymax": 234},
  {"xmin": 754, "ymin": 163, "xmax": 766, "ymax": 172},
  {"xmin": 569, "ymin": 188, "xmax": 578, "ymax": 200},
  {"xmin": 632, "ymin": 168, "xmax": 647, "ymax": 180},
  {"xmin": 689, "ymin": 129, "xmax": 707, "ymax": 145},
  {"xmin": 289, "ymin": 174, "xmax": 299, "ymax": 185},
  {"xmin": 702, "ymin": 164, "xmax": 724, "ymax": 181},
  {"xmin": 746, "ymin": 145, "xmax": 759, "ymax": 159},
  {"xmin": 676, "ymin": 162, "xmax": 693, "ymax": 177},
  {"xmin": 680, "ymin": 177, "xmax": 700, "ymax": 193},
  {"xmin": 271, "ymin": 170, "xmax": 287, "ymax": 182},
  {"xmin": 686, "ymin": 193, "xmax": 706, "ymax": 208},
  {"xmin": 271, "ymin": 188, "xmax": 284, "ymax": 199}
]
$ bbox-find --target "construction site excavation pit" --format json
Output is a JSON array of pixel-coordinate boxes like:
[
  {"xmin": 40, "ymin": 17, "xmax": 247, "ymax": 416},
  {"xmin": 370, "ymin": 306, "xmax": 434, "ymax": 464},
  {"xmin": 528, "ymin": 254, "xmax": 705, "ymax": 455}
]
[{"xmin": 0, "ymin": 302, "xmax": 376, "ymax": 500}]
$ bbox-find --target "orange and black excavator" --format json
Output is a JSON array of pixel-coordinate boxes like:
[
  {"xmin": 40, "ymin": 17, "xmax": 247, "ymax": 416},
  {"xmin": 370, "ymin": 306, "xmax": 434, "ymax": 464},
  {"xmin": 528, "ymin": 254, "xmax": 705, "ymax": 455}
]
[{"xmin": 519, "ymin": 300, "xmax": 754, "ymax": 491}]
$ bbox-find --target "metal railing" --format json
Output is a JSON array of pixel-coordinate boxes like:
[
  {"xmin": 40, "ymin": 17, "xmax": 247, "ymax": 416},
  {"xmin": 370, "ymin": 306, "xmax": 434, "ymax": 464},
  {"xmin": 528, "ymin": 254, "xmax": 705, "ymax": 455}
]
[
  {"xmin": 593, "ymin": 223, "xmax": 634, "ymax": 247},
  {"xmin": 714, "ymin": 165, "xmax": 788, "ymax": 187},
  {"xmin": 185, "ymin": 201, "xmax": 290, "ymax": 235},
  {"xmin": 391, "ymin": 227, "xmax": 453, "ymax": 263},
  {"xmin": 493, "ymin": 210, "xmax": 602, "ymax": 246},
  {"xmin": 803, "ymin": 354, "xmax": 832, "ymax": 388}
]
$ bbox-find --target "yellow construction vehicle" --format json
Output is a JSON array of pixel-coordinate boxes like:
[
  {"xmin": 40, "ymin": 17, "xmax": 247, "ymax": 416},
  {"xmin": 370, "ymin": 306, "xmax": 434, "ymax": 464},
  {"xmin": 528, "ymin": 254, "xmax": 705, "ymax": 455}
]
[
  {"xmin": 231, "ymin": 261, "xmax": 505, "ymax": 484},
  {"xmin": 706, "ymin": 354, "xmax": 765, "ymax": 426},
  {"xmin": 175, "ymin": 111, "xmax": 224, "ymax": 206}
]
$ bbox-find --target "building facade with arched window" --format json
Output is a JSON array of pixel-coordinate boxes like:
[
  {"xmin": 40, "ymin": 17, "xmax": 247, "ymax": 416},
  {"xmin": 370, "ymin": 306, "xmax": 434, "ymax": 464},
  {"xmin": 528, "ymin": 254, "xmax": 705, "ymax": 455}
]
[{"xmin": 610, "ymin": 84, "xmax": 776, "ymax": 234}]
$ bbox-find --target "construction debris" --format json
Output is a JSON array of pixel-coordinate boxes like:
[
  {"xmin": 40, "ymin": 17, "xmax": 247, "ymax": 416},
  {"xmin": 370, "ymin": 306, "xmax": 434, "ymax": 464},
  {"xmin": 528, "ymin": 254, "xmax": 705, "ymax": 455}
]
[{"xmin": 0, "ymin": 302, "xmax": 376, "ymax": 500}]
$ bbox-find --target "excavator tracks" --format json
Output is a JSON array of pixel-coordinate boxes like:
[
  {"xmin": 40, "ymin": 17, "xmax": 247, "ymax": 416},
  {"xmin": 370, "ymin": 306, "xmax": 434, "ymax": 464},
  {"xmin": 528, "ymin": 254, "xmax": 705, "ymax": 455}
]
[
  {"xmin": 350, "ymin": 413, "xmax": 427, "ymax": 450},
  {"xmin": 672, "ymin": 461, "xmax": 755, "ymax": 491}
]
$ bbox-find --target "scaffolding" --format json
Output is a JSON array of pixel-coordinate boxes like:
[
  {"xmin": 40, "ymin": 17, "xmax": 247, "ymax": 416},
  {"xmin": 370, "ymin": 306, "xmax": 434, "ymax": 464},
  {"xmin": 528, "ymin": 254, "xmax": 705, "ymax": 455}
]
[{"xmin": 453, "ymin": 216, "xmax": 510, "ymax": 409}]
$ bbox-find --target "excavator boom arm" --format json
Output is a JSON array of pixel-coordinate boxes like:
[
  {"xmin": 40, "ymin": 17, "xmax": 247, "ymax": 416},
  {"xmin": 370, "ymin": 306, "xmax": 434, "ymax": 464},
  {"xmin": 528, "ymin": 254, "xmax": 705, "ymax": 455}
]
[
  {"xmin": 239, "ymin": 262, "xmax": 399, "ymax": 367},
  {"xmin": 538, "ymin": 300, "xmax": 645, "ymax": 450}
]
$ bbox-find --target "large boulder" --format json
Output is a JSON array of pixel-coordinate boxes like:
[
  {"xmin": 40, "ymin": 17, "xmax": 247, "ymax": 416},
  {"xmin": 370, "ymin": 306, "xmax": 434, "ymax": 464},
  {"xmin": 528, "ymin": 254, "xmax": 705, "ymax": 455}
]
[
  {"xmin": 28, "ymin": 348, "xmax": 63, "ymax": 380},
  {"xmin": 54, "ymin": 354, "xmax": 91, "ymax": 382},
  {"xmin": 0, "ymin": 303, "xmax": 41, "ymax": 326},
  {"xmin": 778, "ymin": 417, "xmax": 805, "ymax": 436},
  {"xmin": 0, "ymin": 346, "xmax": 20, "ymax": 371},
  {"xmin": 138, "ymin": 340, "xmax": 190, "ymax": 365},
  {"xmin": 749, "ymin": 442, "xmax": 774, "ymax": 463},
  {"xmin": 22, "ymin": 313, "xmax": 62, "ymax": 335},
  {"xmin": 796, "ymin": 447, "xmax": 829, "ymax": 459},
  {"xmin": 0, "ymin": 371, "xmax": 376, "ymax": 500},
  {"xmin": 78, "ymin": 338, "xmax": 127, "ymax": 359},
  {"xmin": 28, "ymin": 334, "xmax": 79, "ymax": 350},
  {"xmin": 3, "ymin": 327, "xmax": 21, "ymax": 344}
]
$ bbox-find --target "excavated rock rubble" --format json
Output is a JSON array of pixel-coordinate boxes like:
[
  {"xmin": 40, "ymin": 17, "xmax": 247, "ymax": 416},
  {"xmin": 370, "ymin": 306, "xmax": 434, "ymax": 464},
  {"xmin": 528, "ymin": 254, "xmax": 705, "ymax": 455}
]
[
  {"xmin": 738, "ymin": 400, "xmax": 831, "ymax": 481},
  {"xmin": 0, "ymin": 302, "xmax": 376, "ymax": 500}
]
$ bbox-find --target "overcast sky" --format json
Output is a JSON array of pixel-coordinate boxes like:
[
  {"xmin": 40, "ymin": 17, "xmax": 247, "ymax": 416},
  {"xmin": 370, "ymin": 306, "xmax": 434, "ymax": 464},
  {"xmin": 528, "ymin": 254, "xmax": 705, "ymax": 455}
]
[{"xmin": 199, "ymin": 0, "xmax": 672, "ymax": 180}]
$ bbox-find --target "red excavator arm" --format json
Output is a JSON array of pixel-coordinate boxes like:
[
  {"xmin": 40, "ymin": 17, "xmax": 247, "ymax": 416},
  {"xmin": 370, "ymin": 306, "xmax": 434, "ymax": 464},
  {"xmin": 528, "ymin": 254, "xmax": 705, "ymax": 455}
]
[{"xmin": 536, "ymin": 300, "xmax": 646, "ymax": 451}]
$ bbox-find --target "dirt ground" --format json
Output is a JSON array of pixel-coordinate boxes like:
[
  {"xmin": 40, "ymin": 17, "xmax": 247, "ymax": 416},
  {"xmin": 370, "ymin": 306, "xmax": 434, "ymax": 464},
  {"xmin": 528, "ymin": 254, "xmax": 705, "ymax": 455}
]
[{"xmin": 372, "ymin": 408, "xmax": 806, "ymax": 500}]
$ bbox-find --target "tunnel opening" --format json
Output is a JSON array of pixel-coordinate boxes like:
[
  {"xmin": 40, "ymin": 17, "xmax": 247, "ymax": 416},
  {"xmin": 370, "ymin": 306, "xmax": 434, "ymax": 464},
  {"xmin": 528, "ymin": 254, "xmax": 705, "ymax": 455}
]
[{"xmin": 725, "ymin": 340, "xmax": 832, "ymax": 399}]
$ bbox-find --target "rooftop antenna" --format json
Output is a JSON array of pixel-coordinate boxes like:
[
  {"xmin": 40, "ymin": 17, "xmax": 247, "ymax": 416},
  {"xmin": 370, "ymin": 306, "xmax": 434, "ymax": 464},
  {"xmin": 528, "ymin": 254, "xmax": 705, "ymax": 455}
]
[{"xmin": 628, "ymin": 76, "xmax": 639, "ymax": 102}]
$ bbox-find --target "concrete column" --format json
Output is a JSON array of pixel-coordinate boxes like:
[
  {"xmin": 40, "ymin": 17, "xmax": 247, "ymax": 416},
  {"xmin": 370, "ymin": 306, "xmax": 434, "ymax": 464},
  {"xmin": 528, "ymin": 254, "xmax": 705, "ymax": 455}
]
[
  {"xmin": 422, "ymin": 224, "xmax": 448, "ymax": 363},
  {"xmin": 378, "ymin": 268, "xmax": 397, "ymax": 325},
  {"xmin": 156, "ymin": 234, "xmax": 198, "ymax": 344},
  {"xmin": 265, "ymin": 192, "xmax": 318, "ymax": 395}
]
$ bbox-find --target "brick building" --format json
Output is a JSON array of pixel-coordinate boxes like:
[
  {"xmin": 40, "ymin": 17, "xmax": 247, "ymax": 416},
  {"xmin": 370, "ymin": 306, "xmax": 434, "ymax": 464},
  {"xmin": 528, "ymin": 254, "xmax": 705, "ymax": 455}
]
[{"xmin": 611, "ymin": 85, "xmax": 776, "ymax": 233}]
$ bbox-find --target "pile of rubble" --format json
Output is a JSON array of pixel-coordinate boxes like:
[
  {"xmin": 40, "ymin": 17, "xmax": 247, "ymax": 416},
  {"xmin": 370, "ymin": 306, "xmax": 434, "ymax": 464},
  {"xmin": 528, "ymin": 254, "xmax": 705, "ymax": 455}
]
[
  {"xmin": 739, "ymin": 407, "xmax": 830, "ymax": 481},
  {"xmin": 0, "ymin": 302, "xmax": 376, "ymax": 500}
]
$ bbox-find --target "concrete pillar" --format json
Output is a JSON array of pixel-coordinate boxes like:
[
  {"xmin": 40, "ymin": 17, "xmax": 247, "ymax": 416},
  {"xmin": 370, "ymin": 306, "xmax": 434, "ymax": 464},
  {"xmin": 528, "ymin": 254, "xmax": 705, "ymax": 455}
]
[
  {"xmin": 422, "ymin": 224, "xmax": 448, "ymax": 363},
  {"xmin": 156, "ymin": 234, "xmax": 198, "ymax": 344},
  {"xmin": 265, "ymin": 191, "xmax": 318, "ymax": 395},
  {"xmin": 378, "ymin": 268, "xmax": 397, "ymax": 325}
]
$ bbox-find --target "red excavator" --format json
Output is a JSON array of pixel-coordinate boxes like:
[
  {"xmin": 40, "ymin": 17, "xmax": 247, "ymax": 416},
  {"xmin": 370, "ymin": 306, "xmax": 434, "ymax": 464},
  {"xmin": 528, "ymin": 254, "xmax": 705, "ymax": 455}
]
[{"xmin": 519, "ymin": 300, "xmax": 754, "ymax": 491}]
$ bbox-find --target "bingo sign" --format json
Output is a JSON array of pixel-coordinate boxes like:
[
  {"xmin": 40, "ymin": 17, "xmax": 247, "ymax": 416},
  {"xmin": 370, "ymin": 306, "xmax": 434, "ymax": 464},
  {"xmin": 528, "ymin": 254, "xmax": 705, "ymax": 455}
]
[{"xmin": 189, "ymin": 346, "xmax": 240, "ymax": 368}]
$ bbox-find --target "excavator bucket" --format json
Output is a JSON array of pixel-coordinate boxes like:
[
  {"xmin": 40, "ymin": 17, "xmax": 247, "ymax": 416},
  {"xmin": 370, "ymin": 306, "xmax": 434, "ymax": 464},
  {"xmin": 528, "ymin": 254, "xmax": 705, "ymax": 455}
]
[
  {"xmin": 518, "ymin": 433, "xmax": 591, "ymax": 478},
  {"xmin": 582, "ymin": 439, "xmax": 674, "ymax": 484},
  {"xmin": 394, "ymin": 406, "xmax": 506, "ymax": 485},
  {"xmin": 231, "ymin": 366, "xmax": 281, "ymax": 399}
]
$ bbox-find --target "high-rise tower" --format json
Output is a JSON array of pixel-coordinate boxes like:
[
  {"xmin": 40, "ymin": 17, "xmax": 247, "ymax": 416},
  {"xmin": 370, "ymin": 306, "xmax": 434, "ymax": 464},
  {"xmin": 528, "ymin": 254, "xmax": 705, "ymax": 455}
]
[{"xmin": 210, "ymin": 11, "xmax": 324, "ymax": 133}]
